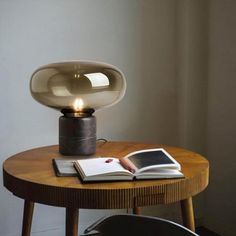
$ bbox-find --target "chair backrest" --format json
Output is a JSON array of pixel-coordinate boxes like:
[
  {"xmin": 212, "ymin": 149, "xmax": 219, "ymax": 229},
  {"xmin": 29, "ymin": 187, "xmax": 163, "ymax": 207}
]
[{"xmin": 81, "ymin": 214, "xmax": 199, "ymax": 236}]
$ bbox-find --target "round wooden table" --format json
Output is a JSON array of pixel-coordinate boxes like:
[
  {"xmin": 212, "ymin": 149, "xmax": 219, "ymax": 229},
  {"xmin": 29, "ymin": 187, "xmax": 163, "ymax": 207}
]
[{"xmin": 3, "ymin": 141, "xmax": 209, "ymax": 236}]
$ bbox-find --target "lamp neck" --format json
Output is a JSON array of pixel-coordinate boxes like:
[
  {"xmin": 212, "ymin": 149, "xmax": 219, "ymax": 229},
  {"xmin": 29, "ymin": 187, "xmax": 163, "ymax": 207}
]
[{"xmin": 61, "ymin": 108, "xmax": 95, "ymax": 118}]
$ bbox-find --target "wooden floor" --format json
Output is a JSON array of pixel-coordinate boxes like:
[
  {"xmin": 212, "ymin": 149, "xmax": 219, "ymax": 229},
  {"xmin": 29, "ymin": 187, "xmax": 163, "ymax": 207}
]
[{"xmin": 196, "ymin": 227, "xmax": 221, "ymax": 236}]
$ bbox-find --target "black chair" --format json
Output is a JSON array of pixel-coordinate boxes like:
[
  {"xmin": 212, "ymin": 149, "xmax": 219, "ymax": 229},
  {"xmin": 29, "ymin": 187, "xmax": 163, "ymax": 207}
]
[{"xmin": 81, "ymin": 214, "xmax": 199, "ymax": 236}]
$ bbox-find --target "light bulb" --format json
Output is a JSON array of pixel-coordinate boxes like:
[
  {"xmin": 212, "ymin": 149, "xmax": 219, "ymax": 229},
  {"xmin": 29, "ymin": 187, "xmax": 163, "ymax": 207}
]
[{"xmin": 73, "ymin": 98, "xmax": 84, "ymax": 111}]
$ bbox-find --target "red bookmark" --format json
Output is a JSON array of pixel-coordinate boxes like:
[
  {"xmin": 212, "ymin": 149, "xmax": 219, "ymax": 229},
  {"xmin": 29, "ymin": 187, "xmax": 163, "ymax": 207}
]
[{"xmin": 105, "ymin": 158, "xmax": 113, "ymax": 163}]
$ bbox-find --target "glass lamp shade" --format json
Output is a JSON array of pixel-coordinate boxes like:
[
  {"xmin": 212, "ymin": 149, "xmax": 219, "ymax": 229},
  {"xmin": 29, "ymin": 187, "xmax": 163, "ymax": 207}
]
[{"xmin": 30, "ymin": 61, "xmax": 126, "ymax": 115}]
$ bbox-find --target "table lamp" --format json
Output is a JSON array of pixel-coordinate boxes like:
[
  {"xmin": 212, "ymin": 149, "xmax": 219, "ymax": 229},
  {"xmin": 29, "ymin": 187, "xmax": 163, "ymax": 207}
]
[{"xmin": 30, "ymin": 61, "xmax": 126, "ymax": 155}]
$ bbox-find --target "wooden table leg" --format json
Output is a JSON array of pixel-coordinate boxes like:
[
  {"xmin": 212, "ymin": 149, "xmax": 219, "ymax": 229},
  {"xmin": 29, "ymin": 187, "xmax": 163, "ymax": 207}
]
[
  {"xmin": 180, "ymin": 197, "xmax": 195, "ymax": 232},
  {"xmin": 22, "ymin": 200, "xmax": 34, "ymax": 236},
  {"xmin": 133, "ymin": 207, "xmax": 141, "ymax": 215},
  {"xmin": 66, "ymin": 207, "xmax": 79, "ymax": 236}
]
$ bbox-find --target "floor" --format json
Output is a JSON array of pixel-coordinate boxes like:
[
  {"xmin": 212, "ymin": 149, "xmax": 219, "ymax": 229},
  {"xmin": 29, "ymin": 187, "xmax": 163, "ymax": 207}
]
[{"xmin": 196, "ymin": 227, "xmax": 221, "ymax": 236}]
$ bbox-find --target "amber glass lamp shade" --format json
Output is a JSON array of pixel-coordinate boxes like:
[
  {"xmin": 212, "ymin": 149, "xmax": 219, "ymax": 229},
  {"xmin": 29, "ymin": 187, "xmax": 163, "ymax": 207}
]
[
  {"xmin": 30, "ymin": 61, "xmax": 126, "ymax": 156},
  {"xmin": 30, "ymin": 61, "xmax": 126, "ymax": 115}
]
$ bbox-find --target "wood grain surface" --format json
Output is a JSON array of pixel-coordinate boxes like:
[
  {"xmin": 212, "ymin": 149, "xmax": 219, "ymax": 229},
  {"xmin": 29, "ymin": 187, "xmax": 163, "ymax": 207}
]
[{"xmin": 3, "ymin": 141, "xmax": 209, "ymax": 209}]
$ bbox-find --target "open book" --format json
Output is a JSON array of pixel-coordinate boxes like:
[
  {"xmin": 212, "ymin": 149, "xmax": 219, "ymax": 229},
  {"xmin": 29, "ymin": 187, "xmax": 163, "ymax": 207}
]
[{"xmin": 73, "ymin": 148, "xmax": 184, "ymax": 182}]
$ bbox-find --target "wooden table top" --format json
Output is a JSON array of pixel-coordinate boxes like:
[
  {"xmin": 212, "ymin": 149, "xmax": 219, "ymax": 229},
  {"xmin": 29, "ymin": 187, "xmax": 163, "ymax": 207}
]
[{"xmin": 3, "ymin": 141, "xmax": 209, "ymax": 209}]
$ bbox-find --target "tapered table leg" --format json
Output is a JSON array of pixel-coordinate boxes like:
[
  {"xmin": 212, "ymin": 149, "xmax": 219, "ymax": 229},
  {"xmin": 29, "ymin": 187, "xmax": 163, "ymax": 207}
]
[
  {"xmin": 66, "ymin": 207, "xmax": 79, "ymax": 236},
  {"xmin": 133, "ymin": 207, "xmax": 141, "ymax": 215},
  {"xmin": 180, "ymin": 197, "xmax": 195, "ymax": 232},
  {"xmin": 22, "ymin": 200, "xmax": 34, "ymax": 236}
]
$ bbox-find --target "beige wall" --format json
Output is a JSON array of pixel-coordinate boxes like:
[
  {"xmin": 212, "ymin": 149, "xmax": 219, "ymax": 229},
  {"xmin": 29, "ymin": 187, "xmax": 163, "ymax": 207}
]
[
  {"xmin": 205, "ymin": 1, "xmax": 236, "ymax": 235},
  {"xmin": 177, "ymin": 2, "xmax": 236, "ymax": 235},
  {"xmin": 0, "ymin": 1, "xmax": 183, "ymax": 235}
]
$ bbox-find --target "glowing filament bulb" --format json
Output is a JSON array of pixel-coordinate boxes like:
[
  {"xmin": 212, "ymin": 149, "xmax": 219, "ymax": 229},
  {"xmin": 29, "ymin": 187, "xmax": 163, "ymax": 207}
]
[{"xmin": 73, "ymin": 98, "xmax": 84, "ymax": 111}]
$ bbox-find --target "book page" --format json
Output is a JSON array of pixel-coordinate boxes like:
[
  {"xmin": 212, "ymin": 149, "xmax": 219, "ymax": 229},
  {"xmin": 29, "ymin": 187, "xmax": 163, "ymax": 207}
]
[
  {"xmin": 75, "ymin": 158, "xmax": 132, "ymax": 177},
  {"xmin": 135, "ymin": 168, "xmax": 183, "ymax": 177},
  {"xmin": 124, "ymin": 148, "xmax": 181, "ymax": 173}
]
